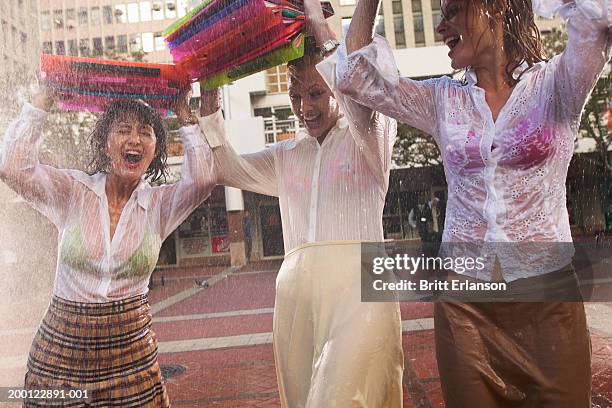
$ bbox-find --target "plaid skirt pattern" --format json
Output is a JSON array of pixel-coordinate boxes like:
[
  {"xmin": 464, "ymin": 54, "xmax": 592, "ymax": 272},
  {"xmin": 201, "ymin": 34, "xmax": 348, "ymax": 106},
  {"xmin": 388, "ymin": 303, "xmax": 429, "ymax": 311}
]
[{"xmin": 24, "ymin": 294, "xmax": 170, "ymax": 407}]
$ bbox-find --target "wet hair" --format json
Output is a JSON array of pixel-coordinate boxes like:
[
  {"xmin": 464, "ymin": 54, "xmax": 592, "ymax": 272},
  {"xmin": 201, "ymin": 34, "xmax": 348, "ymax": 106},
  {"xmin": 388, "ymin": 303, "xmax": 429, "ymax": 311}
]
[
  {"xmin": 446, "ymin": 0, "xmax": 546, "ymax": 84},
  {"xmin": 286, "ymin": 36, "xmax": 322, "ymax": 79},
  {"xmin": 88, "ymin": 100, "xmax": 168, "ymax": 183}
]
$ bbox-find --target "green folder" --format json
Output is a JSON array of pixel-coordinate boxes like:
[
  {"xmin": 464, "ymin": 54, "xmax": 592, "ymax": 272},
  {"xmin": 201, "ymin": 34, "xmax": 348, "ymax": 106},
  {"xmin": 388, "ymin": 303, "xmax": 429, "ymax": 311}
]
[{"xmin": 200, "ymin": 33, "xmax": 305, "ymax": 90}]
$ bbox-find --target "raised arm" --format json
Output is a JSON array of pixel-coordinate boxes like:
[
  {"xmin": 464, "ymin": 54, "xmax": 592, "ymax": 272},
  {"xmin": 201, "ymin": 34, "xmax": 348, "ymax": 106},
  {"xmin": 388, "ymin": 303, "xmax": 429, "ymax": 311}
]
[
  {"xmin": 535, "ymin": 0, "xmax": 612, "ymax": 120},
  {"xmin": 198, "ymin": 88, "xmax": 278, "ymax": 197},
  {"xmin": 0, "ymin": 88, "xmax": 74, "ymax": 227},
  {"xmin": 305, "ymin": 0, "xmax": 397, "ymax": 188},
  {"xmin": 333, "ymin": 0, "xmax": 439, "ymax": 140}
]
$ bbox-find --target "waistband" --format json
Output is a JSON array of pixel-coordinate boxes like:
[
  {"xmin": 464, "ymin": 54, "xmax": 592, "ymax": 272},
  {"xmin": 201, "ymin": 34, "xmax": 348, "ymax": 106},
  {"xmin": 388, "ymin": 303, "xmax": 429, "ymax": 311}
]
[
  {"xmin": 51, "ymin": 293, "xmax": 149, "ymax": 316},
  {"xmin": 285, "ymin": 240, "xmax": 372, "ymax": 258}
]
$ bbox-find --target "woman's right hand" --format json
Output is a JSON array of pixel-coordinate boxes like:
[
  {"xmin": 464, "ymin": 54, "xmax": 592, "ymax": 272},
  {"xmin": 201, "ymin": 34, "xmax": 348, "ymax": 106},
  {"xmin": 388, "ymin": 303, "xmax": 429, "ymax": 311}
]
[
  {"xmin": 199, "ymin": 88, "xmax": 221, "ymax": 117},
  {"xmin": 31, "ymin": 86, "xmax": 56, "ymax": 112}
]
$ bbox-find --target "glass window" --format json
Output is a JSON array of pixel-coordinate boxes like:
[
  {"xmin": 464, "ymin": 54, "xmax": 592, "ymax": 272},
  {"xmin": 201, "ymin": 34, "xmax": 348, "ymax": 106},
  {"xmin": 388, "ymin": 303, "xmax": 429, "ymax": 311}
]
[
  {"xmin": 394, "ymin": 16, "xmax": 406, "ymax": 48},
  {"xmin": 142, "ymin": 32, "xmax": 154, "ymax": 52},
  {"xmin": 91, "ymin": 7, "xmax": 100, "ymax": 25},
  {"xmin": 265, "ymin": 64, "xmax": 289, "ymax": 94},
  {"xmin": 152, "ymin": 1, "xmax": 164, "ymax": 20},
  {"xmin": 79, "ymin": 38, "xmax": 90, "ymax": 56},
  {"xmin": 103, "ymin": 6, "xmax": 113, "ymax": 24},
  {"xmin": 105, "ymin": 36, "xmax": 115, "ymax": 51},
  {"xmin": 55, "ymin": 40, "xmax": 65, "ymax": 55},
  {"xmin": 42, "ymin": 41, "xmax": 52, "ymax": 54},
  {"xmin": 341, "ymin": 17, "xmax": 351, "ymax": 38},
  {"xmin": 413, "ymin": 15, "xmax": 425, "ymax": 45},
  {"xmin": 140, "ymin": 1, "xmax": 152, "ymax": 21},
  {"xmin": 392, "ymin": 0, "xmax": 403, "ymax": 14},
  {"xmin": 127, "ymin": 3, "xmax": 139, "ymax": 23},
  {"xmin": 65, "ymin": 9, "xmax": 75, "ymax": 29},
  {"xmin": 165, "ymin": 1, "xmax": 177, "ymax": 18},
  {"xmin": 154, "ymin": 32, "xmax": 166, "ymax": 50},
  {"xmin": 53, "ymin": 9, "xmax": 63, "ymax": 29},
  {"xmin": 129, "ymin": 33, "xmax": 142, "ymax": 52},
  {"xmin": 92, "ymin": 37, "xmax": 103, "ymax": 55},
  {"xmin": 411, "ymin": 0, "xmax": 422, "ymax": 12},
  {"xmin": 78, "ymin": 7, "xmax": 88, "ymax": 25},
  {"xmin": 374, "ymin": 6, "xmax": 385, "ymax": 37},
  {"xmin": 115, "ymin": 5, "xmax": 127, "ymax": 23},
  {"xmin": 68, "ymin": 39, "xmax": 77, "ymax": 55},
  {"xmin": 118, "ymin": 34, "xmax": 128, "ymax": 53},
  {"xmin": 40, "ymin": 11, "xmax": 51, "ymax": 30},
  {"xmin": 433, "ymin": 11, "xmax": 443, "ymax": 42},
  {"xmin": 431, "ymin": 0, "xmax": 441, "ymax": 11}
]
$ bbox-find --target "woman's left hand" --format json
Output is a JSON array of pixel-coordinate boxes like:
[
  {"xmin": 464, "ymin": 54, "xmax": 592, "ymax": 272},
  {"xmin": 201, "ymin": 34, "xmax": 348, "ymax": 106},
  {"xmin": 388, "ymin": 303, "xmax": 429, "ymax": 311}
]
[{"xmin": 173, "ymin": 86, "xmax": 193, "ymax": 124}]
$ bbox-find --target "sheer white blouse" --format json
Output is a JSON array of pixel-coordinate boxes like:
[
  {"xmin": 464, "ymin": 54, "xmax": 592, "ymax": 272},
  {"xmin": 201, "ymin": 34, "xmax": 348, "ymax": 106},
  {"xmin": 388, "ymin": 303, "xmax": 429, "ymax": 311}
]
[
  {"xmin": 198, "ymin": 56, "xmax": 397, "ymax": 253},
  {"xmin": 0, "ymin": 103, "xmax": 216, "ymax": 301},
  {"xmin": 334, "ymin": 0, "xmax": 611, "ymax": 280}
]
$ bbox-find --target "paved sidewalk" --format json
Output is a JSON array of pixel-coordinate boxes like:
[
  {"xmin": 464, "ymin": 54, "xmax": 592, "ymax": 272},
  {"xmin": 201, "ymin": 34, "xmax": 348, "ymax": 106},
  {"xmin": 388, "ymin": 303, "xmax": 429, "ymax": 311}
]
[{"xmin": 0, "ymin": 262, "xmax": 610, "ymax": 407}]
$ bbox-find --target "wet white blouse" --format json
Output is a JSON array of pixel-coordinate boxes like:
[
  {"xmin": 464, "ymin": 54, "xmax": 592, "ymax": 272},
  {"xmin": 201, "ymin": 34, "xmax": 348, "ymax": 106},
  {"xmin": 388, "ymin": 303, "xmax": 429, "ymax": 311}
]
[
  {"xmin": 0, "ymin": 103, "xmax": 216, "ymax": 302},
  {"xmin": 335, "ymin": 0, "xmax": 611, "ymax": 280},
  {"xmin": 199, "ymin": 57, "xmax": 397, "ymax": 253}
]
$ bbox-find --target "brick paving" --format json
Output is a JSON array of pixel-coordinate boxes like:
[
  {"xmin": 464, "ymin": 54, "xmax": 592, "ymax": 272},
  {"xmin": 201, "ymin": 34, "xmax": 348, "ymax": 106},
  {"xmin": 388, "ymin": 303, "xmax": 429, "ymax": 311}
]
[{"xmin": 0, "ymin": 260, "xmax": 610, "ymax": 407}]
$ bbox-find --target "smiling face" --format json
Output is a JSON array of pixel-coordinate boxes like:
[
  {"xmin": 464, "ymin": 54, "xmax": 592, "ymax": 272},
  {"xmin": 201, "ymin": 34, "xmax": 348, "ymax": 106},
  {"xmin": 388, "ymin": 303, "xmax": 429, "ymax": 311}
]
[
  {"xmin": 105, "ymin": 113, "xmax": 157, "ymax": 183},
  {"xmin": 288, "ymin": 56, "xmax": 341, "ymax": 141},
  {"xmin": 437, "ymin": 0, "xmax": 503, "ymax": 70}
]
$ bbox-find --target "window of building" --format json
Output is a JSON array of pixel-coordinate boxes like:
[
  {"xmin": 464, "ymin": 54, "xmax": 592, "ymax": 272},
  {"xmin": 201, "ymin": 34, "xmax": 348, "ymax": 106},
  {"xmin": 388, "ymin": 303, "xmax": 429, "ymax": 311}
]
[
  {"xmin": 394, "ymin": 16, "xmax": 406, "ymax": 48},
  {"xmin": 140, "ymin": 1, "xmax": 152, "ymax": 21},
  {"xmin": 53, "ymin": 9, "xmax": 64, "ymax": 29},
  {"xmin": 78, "ymin": 7, "xmax": 88, "ymax": 26},
  {"xmin": 55, "ymin": 40, "xmax": 65, "ymax": 55},
  {"xmin": 142, "ymin": 32, "xmax": 154, "ymax": 52},
  {"xmin": 392, "ymin": 0, "xmax": 403, "ymax": 14},
  {"xmin": 165, "ymin": 1, "xmax": 177, "ymax": 19},
  {"xmin": 129, "ymin": 33, "xmax": 142, "ymax": 52},
  {"xmin": 115, "ymin": 5, "xmax": 127, "ymax": 23},
  {"xmin": 152, "ymin": 1, "xmax": 164, "ymax": 20},
  {"xmin": 79, "ymin": 38, "xmax": 90, "ymax": 56},
  {"xmin": 68, "ymin": 39, "xmax": 77, "ymax": 56},
  {"xmin": 375, "ymin": 4, "xmax": 385, "ymax": 37},
  {"xmin": 40, "ymin": 11, "xmax": 51, "ymax": 30},
  {"xmin": 413, "ymin": 14, "xmax": 425, "ymax": 46},
  {"xmin": 92, "ymin": 37, "xmax": 103, "ymax": 56},
  {"xmin": 265, "ymin": 64, "xmax": 288, "ymax": 94},
  {"xmin": 254, "ymin": 106, "xmax": 301, "ymax": 145},
  {"xmin": 411, "ymin": 0, "xmax": 422, "ymax": 12},
  {"xmin": 341, "ymin": 17, "xmax": 351, "ymax": 38},
  {"xmin": 42, "ymin": 41, "xmax": 52, "ymax": 54},
  {"xmin": 127, "ymin": 3, "xmax": 139, "ymax": 23},
  {"xmin": 65, "ymin": 9, "xmax": 75, "ymax": 29},
  {"xmin": 431, "ymin": 0, "xmax": 443, "ymax": 42},
  {"xmin": 105, "ymin": 36, "xmax": 115, "ymax": 52},
  {"xmin": 91, "ymin": 7, "xmax": 101, "ymax": 25},
  {"xmin": 103, "ymin": 6, "xmax": 113, "ymax": 24},
  {"xmin": 118, "ymin": 34, "xmax": 128, "ymax": 53},
  {"xmin": 154, "ymin": 32, "xmax": 166, "ymax": 50}
]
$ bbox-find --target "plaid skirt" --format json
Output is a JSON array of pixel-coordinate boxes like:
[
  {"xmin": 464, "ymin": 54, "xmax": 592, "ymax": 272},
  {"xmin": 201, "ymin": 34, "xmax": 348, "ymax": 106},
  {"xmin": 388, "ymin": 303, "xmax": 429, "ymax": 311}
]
[{"xmin": 24, "ymin": 294, "xmax": 170, "ymax": 407}]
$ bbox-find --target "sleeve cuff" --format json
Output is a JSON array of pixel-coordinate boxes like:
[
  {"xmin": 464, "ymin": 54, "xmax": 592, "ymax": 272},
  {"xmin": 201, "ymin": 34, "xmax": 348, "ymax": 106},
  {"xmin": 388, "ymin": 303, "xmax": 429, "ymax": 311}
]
[
  {"xmin": 336, "ymin": 35, "xmax": 400, "ymax": 89},
  {"xmin": 197, "ymin": 109, "xmax": 226, "ymax": 149},
  {"xmin": 315, "ymin": 48, "xmax": 340, "ymax": 91},
  {"xmin": 21, "ymin": 103, "xmax": 49, "ymax": 122},
  {"xmin": 178, "ymin": 124, "xmax": 206, "ymax": 150},
  {"xmin": 533, "ymin": 0, "xmax": 610, "ymax": 25}
]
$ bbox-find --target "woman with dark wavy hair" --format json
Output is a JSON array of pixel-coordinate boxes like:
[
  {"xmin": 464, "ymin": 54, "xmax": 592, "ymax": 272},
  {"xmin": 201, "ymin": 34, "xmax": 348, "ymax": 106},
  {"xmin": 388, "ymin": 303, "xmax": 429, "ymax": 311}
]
[
  {"xmin": 0, "ymin": 88, "xmax": 215, "ymax": 407},
  {"xmin": 306, "ymin": 0, "xmax": 611, "ymax": 406}
]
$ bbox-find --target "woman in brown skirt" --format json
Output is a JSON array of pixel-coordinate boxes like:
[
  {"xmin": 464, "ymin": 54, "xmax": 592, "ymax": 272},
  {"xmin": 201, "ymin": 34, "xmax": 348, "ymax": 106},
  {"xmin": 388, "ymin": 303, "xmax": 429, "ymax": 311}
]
[
  {"xmin": 324, "ymin": 0, "xmax": 611, "ymax": 406},
  {"xmin": 0, "ymin": 87, "xmax": 215, "ymax": 406}
]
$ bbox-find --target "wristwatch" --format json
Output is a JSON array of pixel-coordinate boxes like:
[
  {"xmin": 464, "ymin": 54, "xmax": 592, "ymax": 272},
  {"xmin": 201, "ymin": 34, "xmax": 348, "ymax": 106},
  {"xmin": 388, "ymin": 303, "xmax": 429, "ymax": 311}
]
[{"xmin": 320, "ymin": 39, "xmax": 340, "ymax": 56}]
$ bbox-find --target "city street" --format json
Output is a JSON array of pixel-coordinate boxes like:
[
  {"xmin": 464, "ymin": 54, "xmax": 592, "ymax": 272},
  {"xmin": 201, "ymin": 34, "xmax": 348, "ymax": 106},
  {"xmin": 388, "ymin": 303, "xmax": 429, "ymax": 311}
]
[{"xmin": 0, "ymin": 260, "xmax": 610, "ymax": 407}]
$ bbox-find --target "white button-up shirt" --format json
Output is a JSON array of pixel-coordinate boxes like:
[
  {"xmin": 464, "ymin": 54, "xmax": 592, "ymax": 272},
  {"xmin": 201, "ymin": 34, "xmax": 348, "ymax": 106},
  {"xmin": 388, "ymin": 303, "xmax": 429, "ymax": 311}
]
[
  {"xmin": 199, "ymin": 56, "xmax": 397, "ymax": 253},
  {"xmin": 0, "ymin": 103, "xmax": 216, "ymax": 302},
  {"xmin": 335, "ymin": 0, "xmax": 611, "ymax": 281}
]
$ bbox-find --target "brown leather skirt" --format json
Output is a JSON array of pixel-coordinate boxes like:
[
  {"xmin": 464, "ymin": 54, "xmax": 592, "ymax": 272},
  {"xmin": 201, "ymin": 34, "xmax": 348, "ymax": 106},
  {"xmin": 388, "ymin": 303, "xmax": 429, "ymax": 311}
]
[{"xmin": 434, "ymin": 299, "xmax": 591, "ymax": 407}]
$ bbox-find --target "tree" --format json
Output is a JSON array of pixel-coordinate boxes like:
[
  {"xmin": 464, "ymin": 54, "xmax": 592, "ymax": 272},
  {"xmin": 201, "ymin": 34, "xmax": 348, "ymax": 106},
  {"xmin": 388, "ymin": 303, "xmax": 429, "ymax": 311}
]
[
  {"xmin": 543, "ymin": 27, "xmax": 612, "ymax": 230},
  {"xmin": 392, "ymin": 123, "xmax": 442, "ymax": 168}
]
